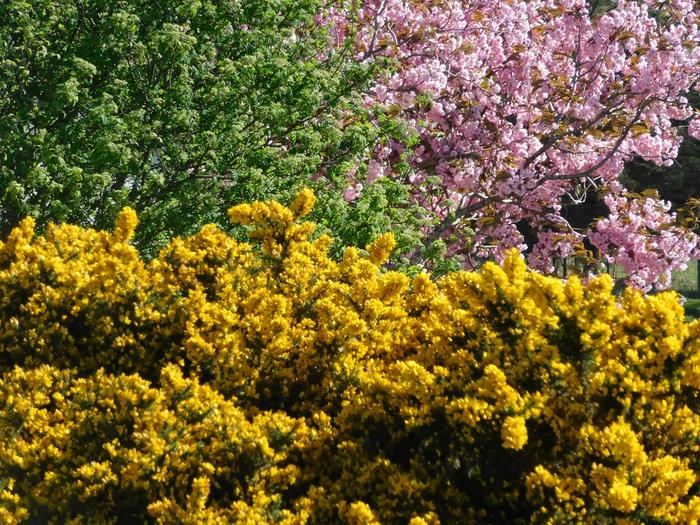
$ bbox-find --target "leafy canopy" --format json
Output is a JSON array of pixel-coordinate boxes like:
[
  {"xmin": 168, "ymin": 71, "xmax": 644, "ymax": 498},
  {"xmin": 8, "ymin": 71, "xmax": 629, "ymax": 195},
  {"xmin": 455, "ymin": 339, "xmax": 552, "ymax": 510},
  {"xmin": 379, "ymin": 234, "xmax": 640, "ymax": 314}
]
[{"xmin": 0, "ymin": 0, "xmax": 424, "ymax": 257}]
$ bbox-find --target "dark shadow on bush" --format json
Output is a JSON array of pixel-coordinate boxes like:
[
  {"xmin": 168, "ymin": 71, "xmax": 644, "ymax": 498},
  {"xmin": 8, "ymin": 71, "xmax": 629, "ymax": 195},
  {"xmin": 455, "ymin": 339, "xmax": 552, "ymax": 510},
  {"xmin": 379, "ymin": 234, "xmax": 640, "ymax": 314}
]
[{"xmin": 684, "ymin": 298, "xmax": 700, "ymax": 319}]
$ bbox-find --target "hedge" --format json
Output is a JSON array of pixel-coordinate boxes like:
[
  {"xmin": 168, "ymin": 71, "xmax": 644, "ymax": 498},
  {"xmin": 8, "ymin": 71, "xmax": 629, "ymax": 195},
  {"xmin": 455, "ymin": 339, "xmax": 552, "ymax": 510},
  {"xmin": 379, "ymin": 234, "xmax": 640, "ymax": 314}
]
[{"xmin": 0, "ymin": 191, "xmax": 699, "ymax": 524}]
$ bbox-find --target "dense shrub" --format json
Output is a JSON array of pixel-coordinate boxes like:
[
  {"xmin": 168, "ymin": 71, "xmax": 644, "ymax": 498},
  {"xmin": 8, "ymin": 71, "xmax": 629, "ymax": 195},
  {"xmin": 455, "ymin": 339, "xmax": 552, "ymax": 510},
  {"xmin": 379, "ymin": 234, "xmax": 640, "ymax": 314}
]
[{"xmin": 0, "ymin": 191, "xmax": 699, "ymax": 524}]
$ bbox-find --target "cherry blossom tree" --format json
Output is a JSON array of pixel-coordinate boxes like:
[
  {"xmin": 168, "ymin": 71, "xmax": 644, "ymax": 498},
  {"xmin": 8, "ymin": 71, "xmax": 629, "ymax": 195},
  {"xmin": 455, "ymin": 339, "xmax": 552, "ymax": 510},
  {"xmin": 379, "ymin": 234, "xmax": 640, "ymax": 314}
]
[{"xmin": 329, "ymin": 0, "xmax": 700, "ymax": 290}]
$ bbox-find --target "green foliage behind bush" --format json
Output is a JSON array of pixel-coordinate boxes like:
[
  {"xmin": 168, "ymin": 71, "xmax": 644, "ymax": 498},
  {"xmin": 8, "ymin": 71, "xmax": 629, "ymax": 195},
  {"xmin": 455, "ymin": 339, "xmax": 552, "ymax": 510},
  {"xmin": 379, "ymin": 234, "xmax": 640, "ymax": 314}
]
[{"xmin": 0, "ymin": 0, "xmax": 424, "ymax": 259}]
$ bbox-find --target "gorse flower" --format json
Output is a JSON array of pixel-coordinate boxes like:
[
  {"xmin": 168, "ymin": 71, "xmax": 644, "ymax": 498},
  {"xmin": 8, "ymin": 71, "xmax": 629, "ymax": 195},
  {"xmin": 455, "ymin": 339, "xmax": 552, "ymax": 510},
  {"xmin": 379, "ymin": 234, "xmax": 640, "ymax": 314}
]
[{"xmin": 0, "ymin": 191, "xmax": 698, "ymax": 523}]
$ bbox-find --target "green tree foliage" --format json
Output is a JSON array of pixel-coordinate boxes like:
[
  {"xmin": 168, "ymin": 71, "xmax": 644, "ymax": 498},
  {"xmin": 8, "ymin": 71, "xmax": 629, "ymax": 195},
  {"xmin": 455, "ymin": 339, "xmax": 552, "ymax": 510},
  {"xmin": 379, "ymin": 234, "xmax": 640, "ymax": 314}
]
[{"xmin": 0, "ymin": 0, "xmax": 423, "ymax": 257}]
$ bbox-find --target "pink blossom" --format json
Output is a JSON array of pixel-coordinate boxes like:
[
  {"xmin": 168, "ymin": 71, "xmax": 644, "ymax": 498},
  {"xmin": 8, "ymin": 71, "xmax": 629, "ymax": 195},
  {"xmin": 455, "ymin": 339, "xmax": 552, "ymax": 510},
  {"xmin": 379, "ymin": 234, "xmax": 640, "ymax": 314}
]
[
  {"xmin": 589, "ymin": 194, "xmax": 700, "ymax": 292},
  {"xmin": 343, "ymin": 182, "xmax": 363, "ymax": 202},
  {"xmin": 323, "ymin": 0, "xmax": 700, "ymax": 289},
  {"xmin": 690, "ymin": 117, "xmax": 700, "ymax": 141}
]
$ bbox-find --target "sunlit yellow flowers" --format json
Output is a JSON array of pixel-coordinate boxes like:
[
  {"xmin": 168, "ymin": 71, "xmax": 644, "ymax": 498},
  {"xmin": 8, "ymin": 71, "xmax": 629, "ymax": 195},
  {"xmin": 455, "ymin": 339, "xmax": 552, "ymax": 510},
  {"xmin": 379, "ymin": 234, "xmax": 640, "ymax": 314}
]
[{"xmin": 0, "ymin": 191, "xmax": 698, "ymax": 523}]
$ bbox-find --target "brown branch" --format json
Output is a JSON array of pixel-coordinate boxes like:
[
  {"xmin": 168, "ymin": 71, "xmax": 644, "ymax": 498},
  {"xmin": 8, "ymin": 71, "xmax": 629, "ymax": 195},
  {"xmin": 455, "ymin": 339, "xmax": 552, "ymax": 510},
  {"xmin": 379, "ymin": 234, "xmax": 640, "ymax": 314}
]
[{"xmin": 541, "ymin": 100, "xmax": 648, "ymax": 182}]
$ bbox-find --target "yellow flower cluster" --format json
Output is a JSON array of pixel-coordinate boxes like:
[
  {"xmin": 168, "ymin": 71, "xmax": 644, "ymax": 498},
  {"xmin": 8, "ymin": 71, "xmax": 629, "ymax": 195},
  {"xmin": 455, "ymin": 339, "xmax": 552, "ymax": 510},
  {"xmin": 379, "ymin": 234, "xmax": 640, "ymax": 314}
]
[{"xmin": 0, "ymin": 190, "xmax": 699, "ymax": 523}]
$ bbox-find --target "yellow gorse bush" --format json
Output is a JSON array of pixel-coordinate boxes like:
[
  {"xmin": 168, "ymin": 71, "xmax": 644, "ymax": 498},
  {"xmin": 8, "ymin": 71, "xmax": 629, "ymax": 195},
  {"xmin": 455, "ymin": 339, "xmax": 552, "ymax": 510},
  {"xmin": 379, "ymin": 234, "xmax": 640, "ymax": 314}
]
[{"xmin": 0, "ymin": 189, "xmax": 699, "ymax": 523}]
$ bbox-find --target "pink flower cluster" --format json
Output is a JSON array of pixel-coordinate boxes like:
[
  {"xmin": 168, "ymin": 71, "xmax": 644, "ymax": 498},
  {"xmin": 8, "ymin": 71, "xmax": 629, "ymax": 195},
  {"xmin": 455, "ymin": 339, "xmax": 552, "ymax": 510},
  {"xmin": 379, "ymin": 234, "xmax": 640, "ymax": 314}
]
[
  {"xmin": 327, "ymin": 0, "xmax": 700, "ymax": 289},
  {"xmin": 589, "ymin": 193, "xmax": 700, "ymax": 291}
]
